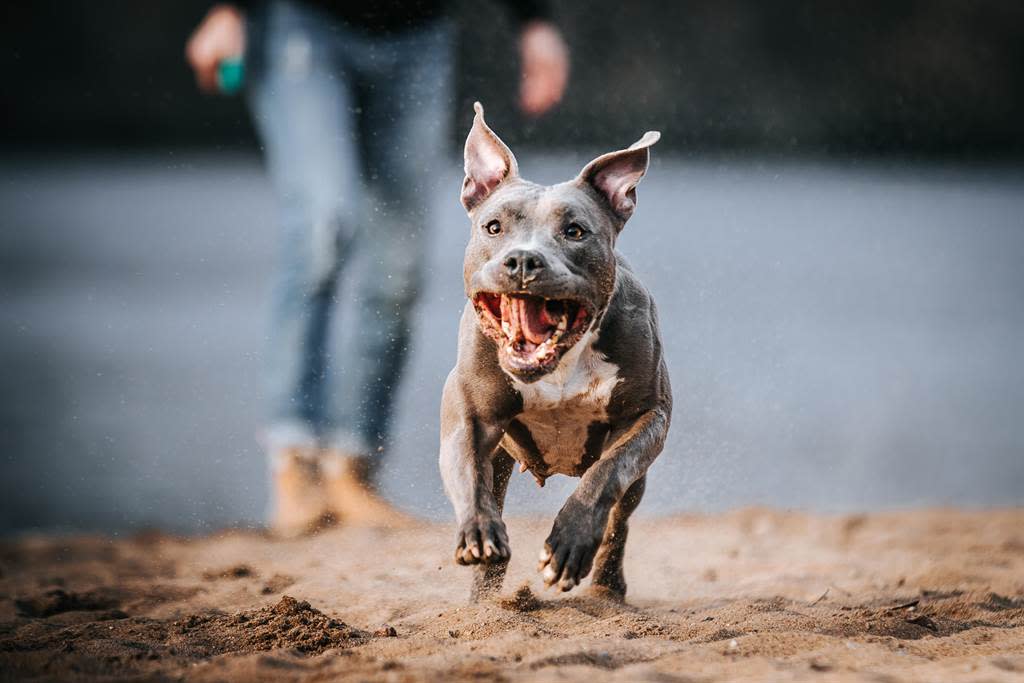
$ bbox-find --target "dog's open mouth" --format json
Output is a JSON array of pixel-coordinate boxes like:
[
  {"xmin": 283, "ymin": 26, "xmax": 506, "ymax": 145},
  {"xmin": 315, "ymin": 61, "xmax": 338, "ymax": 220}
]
[{"xmin": 472, "ymin": 292, "xmax": 591, "ymax": 378}]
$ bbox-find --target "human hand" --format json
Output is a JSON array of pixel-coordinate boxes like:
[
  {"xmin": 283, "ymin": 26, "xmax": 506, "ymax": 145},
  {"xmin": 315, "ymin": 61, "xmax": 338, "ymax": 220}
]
[
  {"xmin": 519, "ymin": 21, "xmax": 569, "ymax": 116},
  {"xmin": 186, "ymin": 4, "xmax": 245, "ymax": 92}
]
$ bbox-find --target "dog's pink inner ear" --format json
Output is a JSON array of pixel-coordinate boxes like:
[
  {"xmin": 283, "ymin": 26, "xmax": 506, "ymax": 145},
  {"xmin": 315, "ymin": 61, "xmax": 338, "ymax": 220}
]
[
  {"xmin": 579, "ymin": 131, "xmax": 660, "ymax": 222},
  {"xmin": 590, "ymin": 153, "xmax": 646, "ymax": 219},
  {"xmin": 462, "ymin": 103, "xmax": 518, "ymax": 211},
  {"xmin": 462, "ymin": 145, "xmax": 508, "ymax": 209}
]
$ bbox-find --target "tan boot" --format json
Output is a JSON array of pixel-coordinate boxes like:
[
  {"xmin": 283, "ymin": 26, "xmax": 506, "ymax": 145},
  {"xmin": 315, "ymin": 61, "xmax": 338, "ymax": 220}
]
[
  {"xmin": 321, "ymin": 449, "xmax": 417, "ymax": 529},
  {"xmin": 269, "ymin": 447, "xmax": 333, "ymax": 538}
]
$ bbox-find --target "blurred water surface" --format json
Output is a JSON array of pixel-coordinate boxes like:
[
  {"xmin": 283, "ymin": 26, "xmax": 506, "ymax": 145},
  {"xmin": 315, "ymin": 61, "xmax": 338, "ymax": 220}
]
[{"xmin": 2, "ymin": 153, "xmax": 1022, "ymax": 532}]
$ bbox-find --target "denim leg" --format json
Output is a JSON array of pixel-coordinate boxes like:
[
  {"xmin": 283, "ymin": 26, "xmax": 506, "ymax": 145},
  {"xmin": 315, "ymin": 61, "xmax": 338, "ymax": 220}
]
[
  {"xmin": 247, "ymin": 2, "xmax": 364, "ymax": 449},
  {"xmin": 322, "ymin": 23, "xmax": 455, "ymax": 458}
]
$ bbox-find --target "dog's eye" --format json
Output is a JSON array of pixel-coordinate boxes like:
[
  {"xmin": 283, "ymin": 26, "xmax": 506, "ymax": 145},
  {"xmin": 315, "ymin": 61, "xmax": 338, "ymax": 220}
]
[
  {"xmin": 483, "ymin": 220, "xmax": 502, "ymax": 236},
  {"xmin": 562, "ymin": 223, "xmax": 588, "ymax": 241}
]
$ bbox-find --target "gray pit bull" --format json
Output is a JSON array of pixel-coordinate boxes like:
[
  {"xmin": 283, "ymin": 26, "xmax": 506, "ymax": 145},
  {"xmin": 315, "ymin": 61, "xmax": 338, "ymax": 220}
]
[{"xmin": 440, "ymin": 103, "xmax": 672, "ymax": 601}]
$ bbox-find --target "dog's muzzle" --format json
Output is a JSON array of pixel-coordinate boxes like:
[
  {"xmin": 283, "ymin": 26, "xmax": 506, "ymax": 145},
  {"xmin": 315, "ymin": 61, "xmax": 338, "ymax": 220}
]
[{"xmin": 472, "ymin": 291, "xmax": 592, "ymax": 380}]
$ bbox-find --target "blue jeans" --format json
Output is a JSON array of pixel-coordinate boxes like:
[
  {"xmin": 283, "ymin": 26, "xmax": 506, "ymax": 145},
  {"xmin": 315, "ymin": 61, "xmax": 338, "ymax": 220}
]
[{"xmin": 247, "ymin": 1, "xmax": 453, "ymax": 457}]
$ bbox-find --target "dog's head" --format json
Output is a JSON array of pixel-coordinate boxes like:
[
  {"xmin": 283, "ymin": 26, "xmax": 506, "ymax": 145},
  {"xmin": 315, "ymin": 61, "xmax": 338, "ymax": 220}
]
[{"xmin": 460, "ymin": 102, "xmax": 659, "ymax": 382}]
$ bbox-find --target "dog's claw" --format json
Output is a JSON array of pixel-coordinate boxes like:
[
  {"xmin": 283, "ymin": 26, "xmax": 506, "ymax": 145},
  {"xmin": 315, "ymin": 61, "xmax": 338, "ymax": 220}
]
[
  {"xmin": 484, "ymin": 539, "xmax": 508, "ymax": 561},
  {"xmin": 454, "ymin": 514, "xmax": 510, "ymax": 566},
  {"xmin": 536, "ymin": 501, "xmax": 606, "ymax": 593}
]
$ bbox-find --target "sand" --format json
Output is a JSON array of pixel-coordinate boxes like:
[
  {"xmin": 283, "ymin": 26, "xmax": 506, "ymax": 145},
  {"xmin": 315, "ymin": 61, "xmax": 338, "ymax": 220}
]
[{"xmin": 1, "ymin": 508, "xmax": 1023, "ymax": 682}]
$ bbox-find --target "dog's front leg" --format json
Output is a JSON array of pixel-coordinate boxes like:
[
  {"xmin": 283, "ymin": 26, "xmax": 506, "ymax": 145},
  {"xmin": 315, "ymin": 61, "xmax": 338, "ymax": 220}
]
[
  {"xmin": 538, "ymin": 407, "xmax": 670, "ymax": 592},
  {"xmin": 439, "ymin": 379, "xmax": 511, "ymax": 568}
]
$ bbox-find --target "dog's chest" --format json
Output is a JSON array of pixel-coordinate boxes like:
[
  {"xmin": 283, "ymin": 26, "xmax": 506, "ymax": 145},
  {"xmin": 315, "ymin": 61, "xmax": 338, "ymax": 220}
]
[{"xmin": 507, "ymin": 339, "xmax": 621, "ymax": 477}]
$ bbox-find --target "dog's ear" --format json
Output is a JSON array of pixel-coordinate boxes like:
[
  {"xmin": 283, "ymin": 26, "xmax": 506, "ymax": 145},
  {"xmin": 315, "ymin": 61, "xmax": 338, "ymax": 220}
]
[
  {"xmin": 461, "ymin": 102, "xmax": 519, "ymax": 212},
  {"xmin": 577, "ymin": 131, "xmax": 660, "ymax": 223}
]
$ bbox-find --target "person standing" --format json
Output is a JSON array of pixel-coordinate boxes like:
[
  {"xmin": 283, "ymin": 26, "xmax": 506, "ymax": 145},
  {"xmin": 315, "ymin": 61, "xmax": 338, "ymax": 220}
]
[{"xmin": 186, "ymin": 1, "xmax": 569, "ymax": 535}]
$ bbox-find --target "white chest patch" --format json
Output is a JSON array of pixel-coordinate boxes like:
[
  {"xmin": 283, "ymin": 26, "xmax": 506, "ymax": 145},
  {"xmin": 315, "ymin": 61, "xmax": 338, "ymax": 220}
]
[{"xmin": 509, "ymin": 330, "xmax": 622, "ymax": 475}]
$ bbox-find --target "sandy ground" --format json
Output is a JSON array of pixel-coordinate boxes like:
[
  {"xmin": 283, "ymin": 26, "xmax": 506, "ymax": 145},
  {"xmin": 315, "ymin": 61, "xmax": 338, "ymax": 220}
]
[{"xmin": 1, "ymin": 508, "xmax": 1023, "ymax": 682}]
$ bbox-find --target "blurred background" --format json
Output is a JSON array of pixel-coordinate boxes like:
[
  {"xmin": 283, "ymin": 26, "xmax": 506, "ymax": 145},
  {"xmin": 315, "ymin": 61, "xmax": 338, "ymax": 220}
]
[{"xmin": 2, "ymin": 0, "xmax": 1022, "ymax": 533}]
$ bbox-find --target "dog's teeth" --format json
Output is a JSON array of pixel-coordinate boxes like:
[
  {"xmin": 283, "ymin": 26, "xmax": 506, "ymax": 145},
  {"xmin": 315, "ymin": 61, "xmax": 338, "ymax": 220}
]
[
  {"xmin": 519, "ymin": 462, "xmax": 528, "ymax": 473},
  {"xmin": 501, "ymin": 321, "xmax": 512, "ymax": 337}
]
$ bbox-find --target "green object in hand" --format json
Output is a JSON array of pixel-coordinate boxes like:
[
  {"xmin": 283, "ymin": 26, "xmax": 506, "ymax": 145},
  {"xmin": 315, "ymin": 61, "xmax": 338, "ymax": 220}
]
[{"xmin": 217, "ymin": 58, "xmax": 245, "ymax": 95}]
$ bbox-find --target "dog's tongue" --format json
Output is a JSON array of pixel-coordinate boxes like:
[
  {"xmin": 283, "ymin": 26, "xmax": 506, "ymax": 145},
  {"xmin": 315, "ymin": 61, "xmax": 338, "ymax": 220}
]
[{"xmin": 506, "ymin": 297, "xmax": 555, "ymax": 345}]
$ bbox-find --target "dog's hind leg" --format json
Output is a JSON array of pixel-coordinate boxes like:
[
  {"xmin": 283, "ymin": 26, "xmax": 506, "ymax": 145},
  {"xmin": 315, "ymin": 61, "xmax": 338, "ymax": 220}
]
[
  {"xmin": 470, "ymin": 448, "xmax": 515, "ymax": 602},
  {"xmin": 588, "ymin": 475, "xmax": 646, "ymax": 601}
]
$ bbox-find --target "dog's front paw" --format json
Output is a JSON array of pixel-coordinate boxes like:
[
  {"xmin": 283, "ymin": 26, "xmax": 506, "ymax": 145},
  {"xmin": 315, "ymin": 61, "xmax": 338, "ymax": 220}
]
[
  {"xmin": 454, "ymin": 514, "xmax": 510, "ymax": 566},
  {"xmin": 538, "ymin": 500, "xmax": 606, "ymax": 592}
]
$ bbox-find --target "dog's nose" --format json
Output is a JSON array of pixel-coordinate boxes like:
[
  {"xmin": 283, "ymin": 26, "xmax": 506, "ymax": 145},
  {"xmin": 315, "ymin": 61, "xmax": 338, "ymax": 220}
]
[{"xmin": 502, "ymin": 249, "xmax": 547, "ymax": 282}]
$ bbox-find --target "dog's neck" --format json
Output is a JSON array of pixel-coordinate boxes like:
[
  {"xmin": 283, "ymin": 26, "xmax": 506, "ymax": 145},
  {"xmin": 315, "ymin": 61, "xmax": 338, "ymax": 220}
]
[{"xmin": 508, "ymin": 326, "xmax": 621, "ymax": 410}]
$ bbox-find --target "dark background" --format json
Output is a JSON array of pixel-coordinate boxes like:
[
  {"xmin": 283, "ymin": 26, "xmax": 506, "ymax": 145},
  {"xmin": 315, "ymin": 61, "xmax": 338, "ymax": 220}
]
[{"xmin": 3, "ymin": 0, "xmax": 1023, "ymax": 156}]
